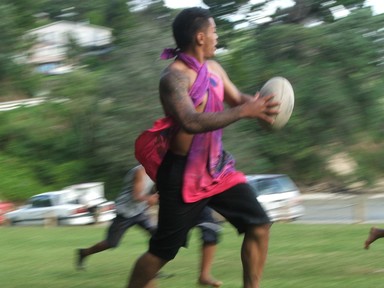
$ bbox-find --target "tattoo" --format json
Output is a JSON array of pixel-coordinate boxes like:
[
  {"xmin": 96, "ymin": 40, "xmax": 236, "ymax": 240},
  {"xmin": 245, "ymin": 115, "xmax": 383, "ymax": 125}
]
[
  {"xmin": 160, "ymin": 68, "xmax": 190, "ymax": 118},
  {"xmin": 159, "ymin": 67, "xmax": 243, "ymax": 133}
]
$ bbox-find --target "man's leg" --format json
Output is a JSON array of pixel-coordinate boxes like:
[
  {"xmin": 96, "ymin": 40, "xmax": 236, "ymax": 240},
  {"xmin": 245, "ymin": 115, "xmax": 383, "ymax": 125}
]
[
  {"xmin": 76, "ymin": 215, "xmax": 133, "ymax": 270},
  {"xmin": 208, "ymin": 183, "xmax": 271, "ymax": 288},
  {"xmin": 196, "ymin": 207, "xmax": 222, "ymax": 287},
  {"xmin": 364, "ymin": 227, "xmax": 384, "ymax": 249},
  {"xmin": 241, "ymin": 224, "xmax": 270, "ymax": 288},
  {"xmin": 199, "ymin": 243, "xmax": 222, "ymax": 287},
  {"xmin": 133, "ymin": 150, "xmax": 206, "ymax": 287},
  {"xmin": 76, "ymin": 240, "xmax": 110, "ymax": 269},
  {"xmin": 127, "ymin": 252, "xmax": 167, "ymax": 288}
]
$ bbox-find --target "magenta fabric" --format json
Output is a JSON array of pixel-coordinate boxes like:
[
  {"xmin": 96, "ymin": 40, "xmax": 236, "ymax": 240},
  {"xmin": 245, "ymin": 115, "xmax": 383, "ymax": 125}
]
[
  {"xmin": 160, "ymin": 48, "xmax": 179, "ymax": 60},
  {"xmin": 135, "ymin": 51, "xmax": 246, "ymax": 203}
]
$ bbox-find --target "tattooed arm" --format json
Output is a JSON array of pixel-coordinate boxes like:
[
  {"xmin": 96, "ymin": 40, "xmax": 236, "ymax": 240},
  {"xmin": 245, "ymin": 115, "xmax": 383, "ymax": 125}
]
[{"xmin": 159, "ymin": 65, "xmax": 279, "ymax": 134}]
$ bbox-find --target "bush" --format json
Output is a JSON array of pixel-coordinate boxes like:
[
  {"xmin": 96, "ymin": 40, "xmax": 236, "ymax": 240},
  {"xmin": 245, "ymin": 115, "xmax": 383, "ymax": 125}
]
[{"xmin": 0, "ymin": 153, "xmax": 49, "ymax": 201}]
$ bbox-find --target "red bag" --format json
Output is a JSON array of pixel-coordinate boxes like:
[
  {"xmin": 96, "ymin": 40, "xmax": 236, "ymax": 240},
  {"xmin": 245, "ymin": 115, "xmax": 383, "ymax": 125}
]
[{"xmin": 134, "ymin": 117, "xmax": 175, "ymax": 181}]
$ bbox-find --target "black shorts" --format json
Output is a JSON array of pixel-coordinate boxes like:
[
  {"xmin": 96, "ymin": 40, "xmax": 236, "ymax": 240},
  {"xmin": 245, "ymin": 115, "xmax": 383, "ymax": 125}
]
[
  {"xmin": 149, "ymin": 151, "xmax": 270, "ymax": 261},
  {"xmin": 106, "ymin": 212, "xmax": 156, "ymax": 247},
  {"xmin": 196, "ymin": 207, "xmax": 221, "ymax": 244}
]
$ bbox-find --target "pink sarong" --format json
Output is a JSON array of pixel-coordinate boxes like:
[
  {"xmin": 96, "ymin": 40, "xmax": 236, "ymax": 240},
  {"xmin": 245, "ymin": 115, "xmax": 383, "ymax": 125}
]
[{"xmin": 135, "ymin": 52, "xmax": 245, "ymax": 203}]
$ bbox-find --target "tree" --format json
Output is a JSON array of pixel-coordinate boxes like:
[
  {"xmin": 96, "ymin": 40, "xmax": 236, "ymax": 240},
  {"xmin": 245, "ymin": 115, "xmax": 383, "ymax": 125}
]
[
  {"xmin": 204, "ymin": 0, "xmax": 368, "ymax": 31},
  {"xmin": 271, "ymin": 0, "xmax": 366, "ymax": 24},
  {"xmin": 218, "ymin": 8, "xmax": 383, "ymax": 186},
  {"xmin": 104, "ymin": 0, "xmax": 135, "ymax": 41},
  {"xmin": 0, "ymin": 2, "xmax": 41, "ymax": 99}
]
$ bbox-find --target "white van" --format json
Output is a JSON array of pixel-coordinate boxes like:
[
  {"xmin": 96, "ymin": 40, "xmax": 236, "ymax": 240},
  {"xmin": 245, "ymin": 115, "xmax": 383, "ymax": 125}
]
[{"xmin": 246, "ymin": 174, "xmax": 305, "ymax": 222}]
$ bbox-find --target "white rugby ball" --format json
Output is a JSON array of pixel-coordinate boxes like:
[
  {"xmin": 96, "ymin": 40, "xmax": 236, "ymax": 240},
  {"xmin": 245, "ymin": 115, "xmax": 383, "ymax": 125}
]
[{"xmin": 259, "ymin": 76, "xmax": 294, "ymax": 130}]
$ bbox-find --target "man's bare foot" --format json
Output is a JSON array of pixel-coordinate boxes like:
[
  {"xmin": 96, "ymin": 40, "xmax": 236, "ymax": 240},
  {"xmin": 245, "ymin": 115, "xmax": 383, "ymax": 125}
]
[
  {"xmin": 365, "ymin": 227, "xmax": 379, "ymax": 249},
  {"xmin": 198, "ymin": 277, "xmax": 223, "ymax": 287}
]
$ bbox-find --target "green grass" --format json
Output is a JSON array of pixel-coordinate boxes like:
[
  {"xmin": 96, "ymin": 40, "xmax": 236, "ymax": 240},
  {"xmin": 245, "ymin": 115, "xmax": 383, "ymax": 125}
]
[{"xmin": 1, "ymin": 223, "xmax": 384, "ymax": 288}]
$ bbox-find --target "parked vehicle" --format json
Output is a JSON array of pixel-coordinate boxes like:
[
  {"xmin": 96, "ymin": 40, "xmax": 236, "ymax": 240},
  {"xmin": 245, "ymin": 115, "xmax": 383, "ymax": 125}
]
[
  {"xmin": 0, "ymin": 201, "xmax": 15, "ymax": 225},
  {"xmin": 5, "ymin": 182, "xmax": 115, "ymax": 226},
  {"xmin": 246, "ymin": 174, "xmax": 305, "ymax": 222}
]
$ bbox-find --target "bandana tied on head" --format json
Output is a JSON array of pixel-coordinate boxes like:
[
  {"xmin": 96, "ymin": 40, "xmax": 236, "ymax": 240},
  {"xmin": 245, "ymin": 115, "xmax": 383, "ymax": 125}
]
[
  {"xmin": 160, "ymin": 48, "xmax": 179, "ymax": 60},
  {"xmin": 135, "ymin": 49, "xmax": 246, "ymax": 203}
]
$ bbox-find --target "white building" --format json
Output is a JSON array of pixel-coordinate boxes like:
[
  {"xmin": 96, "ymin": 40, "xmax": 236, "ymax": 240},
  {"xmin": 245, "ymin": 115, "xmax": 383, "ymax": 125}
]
[
  {"xmin": 27, "ymin": 21, "xmax": 113, "ymax": 74},
  {"xmin": 28, "ymin": 21, "xmax": 113, "ymax": 47}
]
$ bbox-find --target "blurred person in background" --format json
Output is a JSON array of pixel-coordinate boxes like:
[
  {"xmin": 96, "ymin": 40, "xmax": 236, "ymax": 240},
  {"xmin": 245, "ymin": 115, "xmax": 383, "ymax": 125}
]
[
  {"xmin": 76, "ymin": 165, "xmax": 158, "ymax": 270},
  {"xmin": 364, "ymin": 227, "xmax": 384, "ymax": 249},
  {"xmin": 129, "ymin": 7, "xmax": 277, "ymax": 288},
  {"xmin": 76, "ymin": 164, "xmax": 222, "ymax": 287}
]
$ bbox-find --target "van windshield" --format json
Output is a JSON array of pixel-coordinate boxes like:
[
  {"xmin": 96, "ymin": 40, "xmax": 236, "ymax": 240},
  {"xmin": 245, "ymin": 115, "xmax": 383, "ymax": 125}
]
[{"xmin": 255, "ymin": 176, "xmax": 297, "ymax": 195}]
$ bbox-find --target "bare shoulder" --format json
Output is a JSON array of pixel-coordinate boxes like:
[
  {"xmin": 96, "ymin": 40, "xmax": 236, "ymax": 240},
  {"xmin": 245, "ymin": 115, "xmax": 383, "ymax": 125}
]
[
  {"xmin": 159, "ymin": 61, "xmax": 194, "ymax": 116},
  {"xmin": 207, "ymin": 59, "xmax": 222, "ymax": 71},
  {"xmin": 207, "ymin": 59, "xmax": 227, "ymax": 79},
  {"xmin": 160, "ymin": 61, "xmax": 190, "ymax": 90}
]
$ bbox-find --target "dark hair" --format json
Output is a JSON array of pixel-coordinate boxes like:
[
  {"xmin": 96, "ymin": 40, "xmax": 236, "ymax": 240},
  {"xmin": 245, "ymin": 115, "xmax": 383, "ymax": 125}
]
[{"xmin": 172, "ymin": 7, "xmax": 212, "ymax": 51}]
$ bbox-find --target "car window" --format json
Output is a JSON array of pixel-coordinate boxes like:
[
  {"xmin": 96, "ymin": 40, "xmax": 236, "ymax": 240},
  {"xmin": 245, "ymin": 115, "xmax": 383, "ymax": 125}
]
[
  {"xmin": 30, "ymin": 196, "xmax": 53, "ymax": 208},
  {"xmin": 276, "ymin": 176, "xmax": 297, "ymax": 192},
  {"xmin": 67, "ymin": 199, "xmax": 80, "ymax": 204},
  {"xmin": 257, "ymin": 179, "xmax": 282, "ymax": 195},
  {"xmin": 250, "ymin": 176, "xmax": 297, "ymax": 196}
]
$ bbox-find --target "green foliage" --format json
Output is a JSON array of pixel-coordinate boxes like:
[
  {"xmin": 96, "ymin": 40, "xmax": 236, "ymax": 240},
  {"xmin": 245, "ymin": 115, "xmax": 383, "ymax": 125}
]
[
  {"xmin": 88, "ymin": 14, "xmax": 173, "ymax": 193},
  {"xmin": 351, "ymin": 137, "xmax": 384, "ymax": 185},
  {"xmin": 0, "ymin": 105, "xmax": 85, "ymax": 188},
  {"xmin": 0, "ymin": 73, "xmax": 105, "ymax": 200},
  {"xmin": 218, "ymin": 10, "xmax": 384, "ymax": 186},
  {"xmin": 36, "ymin": 0, "xmax": 108, "ymax": 22},
  {"xmin": 0, "ymin": 1, "xmax": 383, "ymax": 200},
  {"xmin": 0, "ymin": 153, "xmax": 50, "ymax": 201},
  {"xmin": 2, "ymin": 0, "xmax": 43, "ymax": 29},
  {"xmin": 205, "ymin": 0, "xmax": 250, "ymax": 18},
  {"xmin": 0, "ymin": 2, "xmax": 41, "ymax": 98},
  {"xmin": 104, "ymin": 0, "xmax": 135, "ymax": 41}
]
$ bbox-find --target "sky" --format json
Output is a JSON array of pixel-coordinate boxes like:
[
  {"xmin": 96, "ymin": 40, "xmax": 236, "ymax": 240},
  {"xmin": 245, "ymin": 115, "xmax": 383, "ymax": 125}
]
[
  {"xmin": 164, "ymin": 0, "xmax": 384, "ymax": 15},
  {"xmin": 365, "ymin": 0, "xmax": 384, "ymax": 14}
]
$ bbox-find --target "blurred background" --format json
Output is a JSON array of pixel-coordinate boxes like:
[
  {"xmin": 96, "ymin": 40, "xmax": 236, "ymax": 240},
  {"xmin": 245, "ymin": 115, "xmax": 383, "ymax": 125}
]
[{"xmin": 0, "ymin": 0, "xmax": 383, "ymax": 202}]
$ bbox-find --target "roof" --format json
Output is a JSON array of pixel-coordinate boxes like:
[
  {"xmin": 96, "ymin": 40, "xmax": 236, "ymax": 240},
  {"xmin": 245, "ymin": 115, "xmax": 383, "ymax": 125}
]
[
  {"xmin": 246, "ymin": 174, "xmax": 287, "ymax": 181},
  {"xmin": 28, "ymin": 20, "xmax": 112, "ymax": 33},
  {"xmin": 31, "ymin": 190, "xmax": 74, "ymax": 198}
]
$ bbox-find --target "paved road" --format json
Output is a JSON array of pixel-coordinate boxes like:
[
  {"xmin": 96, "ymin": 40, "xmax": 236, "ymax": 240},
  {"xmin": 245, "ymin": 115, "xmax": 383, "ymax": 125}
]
[{"xmin": 297, "ymin": 193, "xmax": 384, "ymax": 224}]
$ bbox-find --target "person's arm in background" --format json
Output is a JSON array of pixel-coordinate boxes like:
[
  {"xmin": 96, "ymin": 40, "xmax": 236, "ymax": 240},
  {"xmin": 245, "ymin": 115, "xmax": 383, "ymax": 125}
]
[{"xmin": 132, "ymin": 166, "xmax": 158, "ymax": 206}]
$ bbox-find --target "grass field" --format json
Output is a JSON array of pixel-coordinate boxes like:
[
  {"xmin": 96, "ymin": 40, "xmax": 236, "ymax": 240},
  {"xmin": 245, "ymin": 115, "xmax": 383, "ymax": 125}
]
[{"xmin": 1, "ymin": 222, "xmax": 384, "ymax": 288}]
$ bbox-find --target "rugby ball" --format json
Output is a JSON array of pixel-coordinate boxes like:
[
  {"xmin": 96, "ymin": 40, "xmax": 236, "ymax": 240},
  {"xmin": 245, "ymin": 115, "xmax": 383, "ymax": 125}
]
[{"xmin": 259, "ymin": 76, "xmax": 294, "ymax": 130}]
